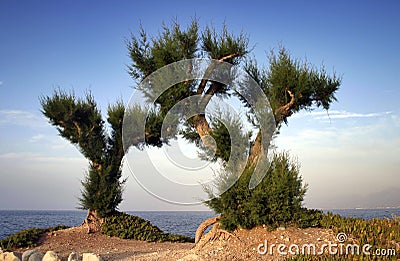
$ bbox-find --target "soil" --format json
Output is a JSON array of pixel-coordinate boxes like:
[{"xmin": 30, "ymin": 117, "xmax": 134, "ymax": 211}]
[{"xmin": 11, "ymin": 224, "xmax": 346, "ymax": 260}]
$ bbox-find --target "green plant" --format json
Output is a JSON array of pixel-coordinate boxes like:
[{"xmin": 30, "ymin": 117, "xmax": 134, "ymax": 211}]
[
  {"xmin": 40, "ymin": 93, "xmax": 126, "ymax": 220},
  {"xmin": 205, "ymin": 152, "xmax": 322, "ymax": 231},
  {"xmin": 0, "ymin": 225, "xmax": 68, "ymax": 250},
  {"xmin": 101, "ymin": 212, "xmax": 193, "ymax": 242}
]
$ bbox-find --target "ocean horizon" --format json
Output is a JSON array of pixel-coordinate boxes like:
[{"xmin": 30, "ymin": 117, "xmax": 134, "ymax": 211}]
[{"xmin": 1, "ymin": 208, "xmax": 400, "ymax": 240}]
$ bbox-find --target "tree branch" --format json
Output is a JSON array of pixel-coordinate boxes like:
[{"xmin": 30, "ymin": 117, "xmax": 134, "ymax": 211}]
[
  {"xmin": 192, "ymin": 52, "xmax": 242, "ymax": 153},
  {"xmin": 73, "ymin": 121, "xmax": 82, "ymax": 137},
  {"xmin": 218, "ymin": 52, "xmax": 241, "ymax": 62},
  {"xmin": 275, "ymin": 89, "xmax": 295, "ymax": 124},
  {"xmin": 196, "ymin": 52, "xmax": 241, "ymax": 95}
]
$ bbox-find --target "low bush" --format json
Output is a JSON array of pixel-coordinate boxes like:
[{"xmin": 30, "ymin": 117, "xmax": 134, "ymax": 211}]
[
  {"xmin": 0, "ymin": 225, "xmax": 68, "ymax": 250},
  {"xmin": 205, "ymin": 152, "xmax": 321, "ymax": 230},
  {"xmin": 101, "ymin": 212, "xmax": 194, "ymax": 242}
]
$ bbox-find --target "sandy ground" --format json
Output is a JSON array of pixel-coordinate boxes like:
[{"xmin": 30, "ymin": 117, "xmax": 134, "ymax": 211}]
[{"xmin": 10, "ymin": 224, "xmax": 364, "ymax": 260}]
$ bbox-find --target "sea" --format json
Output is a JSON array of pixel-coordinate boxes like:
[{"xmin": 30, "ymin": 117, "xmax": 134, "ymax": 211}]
[{"xmin": 1, "ymin": 208, "xmax": 399, "ymax": 240}]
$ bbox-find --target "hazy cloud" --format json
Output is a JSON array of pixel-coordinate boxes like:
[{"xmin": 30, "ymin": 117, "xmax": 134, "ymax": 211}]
[
  {"xmin": 28, "ymin": 133, "xmax": 71, "ymax": 150},
  {"xmin": 0, "ymin": 81, "xmax": 3, "ymax": 86},
  {"xmin": 29, "ymin": 134, "xmax": 46, "ymax": 143},
  {"xmin": 0, "ymin": 152, "xmax": 85, "ymax": 164},
  {"xmin": 0, "ymin": 110, "xmax": 47, "ymax": 128},
  {"xmin": 276, "ymin": 112, "xmax": 400, "ymax": 209}
]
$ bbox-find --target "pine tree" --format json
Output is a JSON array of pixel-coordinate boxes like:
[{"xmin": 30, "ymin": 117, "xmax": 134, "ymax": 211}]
[
  {"xmin": 40, "ymin": 91, "xmax": 126, "ymax": 232},
  {"xmin": 127, "ymin": 19, "xmax": 341, "ymax": 237}
]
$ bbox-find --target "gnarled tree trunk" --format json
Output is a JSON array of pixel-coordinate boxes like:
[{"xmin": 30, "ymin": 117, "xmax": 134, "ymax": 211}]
[{"xmin": 82, "ymin": 209, "xmax": 104, "ymax": 234}]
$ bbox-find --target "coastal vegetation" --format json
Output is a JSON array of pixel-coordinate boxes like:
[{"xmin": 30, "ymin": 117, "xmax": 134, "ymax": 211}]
[
  {"xmin": 37, "ymin": 18, "xmax": 342, "ymax": 243},
  {"xmin": 101, "ymin": 212, "xmax": 193, "ymax": 242},
  {"xmin": 0, "ymin": 225, "xmax": 67, "ymax": 249}
]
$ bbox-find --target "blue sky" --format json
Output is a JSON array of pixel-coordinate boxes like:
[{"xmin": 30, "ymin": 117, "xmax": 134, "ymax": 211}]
[{"xmin": 0, "ymin": 0, "xmax": 399, "ymax": 210}]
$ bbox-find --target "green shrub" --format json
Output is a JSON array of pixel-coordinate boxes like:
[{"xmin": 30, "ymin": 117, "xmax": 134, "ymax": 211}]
[
  {"xmin": 0, "ymin": 225, "xmax": 68, "ymax": 250},
  {"xmin": 205, "ymin": 152, "xmax": 321, "ymax": 230},
  {"xmin": 285, "ymin": 213, "xmax": 400, "ymax": 260},
  {"xmin": 101, "ymin": 212, "xmax": 193, "ymax": 242}
]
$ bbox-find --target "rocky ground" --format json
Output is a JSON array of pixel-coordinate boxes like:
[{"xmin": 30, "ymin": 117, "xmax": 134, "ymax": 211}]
[{"xmin": 8, "ymin": 225, "xmax": 350, "ymax": 260}]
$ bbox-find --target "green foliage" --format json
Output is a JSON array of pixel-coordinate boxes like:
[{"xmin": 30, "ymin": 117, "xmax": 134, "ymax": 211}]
[
  {"xmin": 286, "ymin": 214, "xmax": 400, "ymax": 260},
  {"xmin": 294, "ymin": 208, "xmax": 324, "ymax": 229},
  {"xmin": 127, "ymin": 19, "xmax": 250, "ymax": 148},
  {"xmin": 244, "ymin": 46, "xmax": 341, "ymax": 127},
  {"xmin": 320, "ymin": 213, "xmax": 400, "ymax": 248},
  {"xmin": 0, "ymin": 225, "xmax": 68, "ymax": 250},
  {"xmin": 40, "ymin": 91, "xmax": 126, "ymax": 217},
  {"xmin": 206, "ymin": 152, "xmax": 316, "ymax": 230},
  {"xmin": 127, "ymin": 21, "xmax": 341, "ymax": 232},
  {"xmin": 101, "ymin": 212, "xmax": 193, "ymax": 242}
]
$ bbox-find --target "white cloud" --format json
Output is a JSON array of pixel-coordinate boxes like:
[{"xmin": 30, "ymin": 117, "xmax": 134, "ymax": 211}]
[
  {"xmin": 0, "ymin": 110, "xmax": 48, "ymax": 128},
  {"xmin": 291, "ymin": 110, "xmax": 392, "ymax": 120},
  {"xmin": 0, "ymin": 81, "xmax": 3, "ymax": 86},
  {"xmin": 315, "ymin": 110, "xmax": 392, "ymax": 120}
]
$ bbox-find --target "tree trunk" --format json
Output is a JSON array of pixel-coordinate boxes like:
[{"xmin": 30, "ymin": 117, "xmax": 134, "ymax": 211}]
[
  {"xmin": 193, "ymin": 114, "xmax": 217, "ymax": 152},
  {"xmin": 82, "ymin": 209, "xmax": 103, "ymax": 234}
]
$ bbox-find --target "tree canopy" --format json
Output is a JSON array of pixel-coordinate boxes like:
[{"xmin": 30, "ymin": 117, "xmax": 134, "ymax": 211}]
[
  {"xmin": 126, "ymin": 19, "xmax": 341, "ymax": 230},
  {"xmin": 127, "ymin": 19, "xmax": 341, "ymax": 165}
]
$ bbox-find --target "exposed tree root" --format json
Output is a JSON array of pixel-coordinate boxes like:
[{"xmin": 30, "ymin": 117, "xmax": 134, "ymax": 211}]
[
  {"xmin": 195, "ymin": 216, "xmax": 241, "ymax": 249},
  {"xmin": 82, "ymin": 210, "xmax": 103, "ymax": 234}
]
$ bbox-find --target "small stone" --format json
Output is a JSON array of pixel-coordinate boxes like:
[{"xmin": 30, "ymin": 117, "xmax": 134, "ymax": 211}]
[
  {"xmin": 82, "ymin": 253, "xmax": 102, "ymax": 261},
  {"xmin": 42, "ymin": 251, "xmax": 61, "ymax": 261},
  {"xmin": 67, "ymin": 252, "xmax": 78, "ymax": 261},
  {"xmin": 22, "ymin": 250, "xmax": 37, "ymax": 261},
  {"xmin": 284, "ymin": 237, "xmax": 290, "ymax": 242},
  {"xmin": 28, "ymin": 252, "xmax": 44, "ymax": 261},
  {"xmin": 2, "ymin": 252, "xmax": 20, "ymax": 261},
  {"xmin": 277, "ymin": 226, "xmax": 286, "ymax": 231},
  {"xmin": 317, "ymin": 237, "xmax": 323, "ymax": 241},
  {"xmin": 280, "ymin": 235, "xmax": 284, "ymax": 239}
]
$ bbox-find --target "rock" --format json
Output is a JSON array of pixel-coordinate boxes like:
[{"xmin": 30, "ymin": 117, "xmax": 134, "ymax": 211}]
[
  {"xmin": 2, "ymin": 252, "xmax": 20, "ymax": 261},
  {"xmin": 22, "ymin": 250, "xmax": 37, "ymax": 261},
  {"xmin": 82, "ymin": 253, "xmax": 102, "ymax": 261},
  {"xmin": 28, "ymin": 253, "xmax": 44, "ymax": 261},
  {"xmin": 277, "ymin": 226, "xmax": 286, "ymax": 231},
  {"xmin": 42, "ymin": 251, "xmax": 60, "ymax": 261},
  {"xmin": 68, "ymin": 252, "xmax": 79, "ymax": 261}
]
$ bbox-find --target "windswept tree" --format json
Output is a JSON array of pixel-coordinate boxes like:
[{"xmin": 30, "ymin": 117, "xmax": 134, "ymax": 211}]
[
  {"xmin": 40, "ymin": 92, "xmax": 125, "ymax": 232},
  {"xmin": 126, "ymin": 19, "xmax": 341, "ymax": 238},
  {"xmin": 127, "ymin": 19, "xmax": 340, "ymax": 165}
]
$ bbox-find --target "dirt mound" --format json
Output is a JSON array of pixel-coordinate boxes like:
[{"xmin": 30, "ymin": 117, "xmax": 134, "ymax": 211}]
[{"xmin": 13, "ymin": 225, "xmax": 337, "ymax": 260}]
